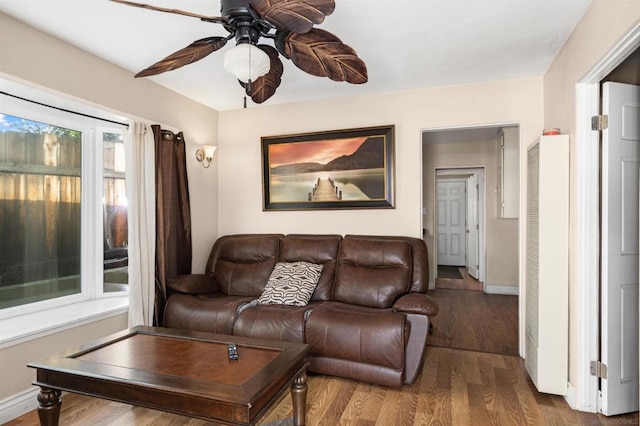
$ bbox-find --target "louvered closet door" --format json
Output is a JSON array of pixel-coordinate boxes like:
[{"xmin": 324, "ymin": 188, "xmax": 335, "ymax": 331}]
[
  {"xmin": 525, "ymin": 142, "xmax": 540, "ymax": 385},
  {"xmin": 525, "ymin": 135, "xmax": 569, "ymax": 395}
]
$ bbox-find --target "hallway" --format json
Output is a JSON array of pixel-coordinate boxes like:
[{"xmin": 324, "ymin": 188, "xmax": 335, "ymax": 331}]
[{"xmin": 427, "ymin": 268, "xmax": 518, "ymax": 356}]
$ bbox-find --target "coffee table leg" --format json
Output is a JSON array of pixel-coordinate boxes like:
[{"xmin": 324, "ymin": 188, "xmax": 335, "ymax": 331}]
[
  {"xmin": 36, "ymin": 387, "xmax": 62, "ymax": 426},
  {"xmin": 291, "ymin": 372, "xmax": 308, "ymax": 426}
]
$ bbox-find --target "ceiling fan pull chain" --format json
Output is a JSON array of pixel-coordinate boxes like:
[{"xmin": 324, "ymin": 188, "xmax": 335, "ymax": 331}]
[
  {"xmin": 245, "ymin": 45, "xmax": 252, "ymax": 109},
  {"xmin": 244, "ymin": 78, "xmax": 252, "ymax": 108}
]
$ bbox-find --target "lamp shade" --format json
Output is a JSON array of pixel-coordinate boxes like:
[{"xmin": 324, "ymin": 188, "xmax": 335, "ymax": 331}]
[
  {"xmin": 203, "ymin": 145, "xmax": 217, "ymax": 159},
  {"xmin": 223, "ymin": 43, "xmax": 270, "ymax": 83}
]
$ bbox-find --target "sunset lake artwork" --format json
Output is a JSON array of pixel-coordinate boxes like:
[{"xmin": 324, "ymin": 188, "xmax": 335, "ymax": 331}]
[{"xmin": 262, "ymin": 126, "xmax": 395, "ymax": 210}]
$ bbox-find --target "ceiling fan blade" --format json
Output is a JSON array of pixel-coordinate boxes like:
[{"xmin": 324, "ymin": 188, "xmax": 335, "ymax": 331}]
[
  {"xmin": 110, "ymin": 0, "xmax": 224, "ymax": 24},
  {"xmin": 250, "ymin": 0, "xmax": 335, "ymax": 33},
  {"xmin": 240, "ymin": 45, "xmax": 284, "ymax": 104},
  {"xmin": 135, "ymin": 37, "xmax": 228, "ymax": 78},
  {"xmin": 276, "ymin": 29, "xmax": 367, "ymax": 84}
]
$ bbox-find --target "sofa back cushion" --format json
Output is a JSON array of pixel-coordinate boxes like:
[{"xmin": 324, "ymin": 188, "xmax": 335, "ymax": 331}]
[
  {"xmin": 333, "ymin": 236, "xmax": 411, "ymax": 308},
  {"xmin": 346, "ymin": 235, "xmax": 429, "ymax": 293},
  {"xmin": 206, "ymin": 234, "xmax": 283, "ymax": 296},
  {"xmin": 279, "ymin": 234, "xmax": 342, "ymax": 301}
]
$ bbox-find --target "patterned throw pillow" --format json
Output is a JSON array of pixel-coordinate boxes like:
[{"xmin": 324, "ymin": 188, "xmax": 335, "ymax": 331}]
[{"xmin": 258, "ymin": 262, "xmax": 324, "ymax": 306}]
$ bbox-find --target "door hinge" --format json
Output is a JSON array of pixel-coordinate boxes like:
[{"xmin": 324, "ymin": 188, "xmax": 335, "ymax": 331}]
[
  {"xmin": 591, "ymin": 115, "xmax": 609, "ymax": 131},
  {"xmin": 590, "ymin": 361, "xmax": 608, "ymax": 379}
]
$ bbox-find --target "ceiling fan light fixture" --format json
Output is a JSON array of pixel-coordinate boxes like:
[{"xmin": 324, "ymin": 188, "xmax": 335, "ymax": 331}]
[
  {"xmin": 114, "ymin": 0, "xmax": 366, "ymax": 104},
  {"xmin": 223, "ymin": 43, "xmax": 270, "ymax": 83}
]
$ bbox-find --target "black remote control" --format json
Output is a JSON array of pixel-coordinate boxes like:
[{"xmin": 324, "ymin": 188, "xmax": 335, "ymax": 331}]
[{"xmin": 227, "ymin": 344, "xmax": 238, "ymax": 361}]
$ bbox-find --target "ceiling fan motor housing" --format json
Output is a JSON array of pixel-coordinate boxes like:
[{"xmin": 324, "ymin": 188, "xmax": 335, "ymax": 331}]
[{"xmin": 221, "ymin": 0, "xmax": 262, "ymax": 45}]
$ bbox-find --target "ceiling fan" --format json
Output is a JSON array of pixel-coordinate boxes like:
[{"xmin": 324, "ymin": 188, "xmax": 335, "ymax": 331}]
[{"xmin": 111, "ymin": 0, "xmax": 368, "ymax": 105}]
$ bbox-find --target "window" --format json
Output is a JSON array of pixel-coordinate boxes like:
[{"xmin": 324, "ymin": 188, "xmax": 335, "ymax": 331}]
[
  {"xmin": 102, "ymin": 130, "xmax": 128, "ymax": 294},
  {"xmin": 0, "ymin": 97, "xmax": 128, "ymax": 317}
]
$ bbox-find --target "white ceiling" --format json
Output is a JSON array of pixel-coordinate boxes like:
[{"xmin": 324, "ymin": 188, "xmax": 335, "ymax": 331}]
[{"xmin": 0, "ymin": 0, "xmax": 592, "ymax": 111}]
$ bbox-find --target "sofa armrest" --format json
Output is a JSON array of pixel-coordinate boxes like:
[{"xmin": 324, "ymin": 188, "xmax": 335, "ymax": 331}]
[
  {"xmin": 166, "ymin": 274, "xmax": 220, "ymax": 295},
  {"xmin": 393, "ymin": 293, "xmax": 439, "ymax": 316}
]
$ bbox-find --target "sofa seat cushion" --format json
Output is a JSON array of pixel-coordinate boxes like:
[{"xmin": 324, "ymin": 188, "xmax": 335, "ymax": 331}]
[
  {"xmin": 258, "ymin": 261, "xmax": 324, "ymax": 306},
  {"xmin": 305, "ymin": 302, "xmax": 406, "ymax": 370},
  {"xmin": 334, "ymin": 237, "xmax": 411, "ymax": 308},
  {"xmin": 164, "ymin": 293, "xmax": 255, "ymax": 335},
  {"xmin": 233, "ymin": 303, "xmax": 323, "ymax": 343}
]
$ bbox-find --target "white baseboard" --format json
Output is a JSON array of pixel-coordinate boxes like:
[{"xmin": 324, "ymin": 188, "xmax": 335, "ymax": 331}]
[
  {"xmin": 428, "ymin": 281, "xmax": 435, "ymax": 290},
  {"xmin": 484, "ymin": 285, "xmax": 519, "ymax": 295},
  {"xmin": 0, "ymin": 387, "xmax": 39, "ymax": 424}
]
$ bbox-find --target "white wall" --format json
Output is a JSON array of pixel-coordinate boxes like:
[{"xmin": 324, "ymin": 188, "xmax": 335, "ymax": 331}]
[
  {"xmin": 218, "ymin": 78, "xmax": 542, "ymax": 251},
  {"xmin": 542, "ymin": 0, "xmax": 640, "ymax": 409},
  {"xmin": 0, "ymin": 12, "xmax": 219, "ymax": 411}
]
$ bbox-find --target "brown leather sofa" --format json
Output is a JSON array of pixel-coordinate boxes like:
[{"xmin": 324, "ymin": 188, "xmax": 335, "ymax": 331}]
[{"xmin": 163, "ymin": 234, "xmax": 438, "ymax": 387}]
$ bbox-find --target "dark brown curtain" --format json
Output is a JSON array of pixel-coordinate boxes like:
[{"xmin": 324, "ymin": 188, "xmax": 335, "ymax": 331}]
[{"xmin": 153, "ymin": 125, "xmax": 192, "ymax": 326}]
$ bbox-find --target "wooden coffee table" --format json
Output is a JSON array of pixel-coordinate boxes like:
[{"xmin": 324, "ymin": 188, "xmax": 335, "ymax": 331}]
[{"xmin": 28, "ymin": 326, "xmax": 310, "ymax": 425}]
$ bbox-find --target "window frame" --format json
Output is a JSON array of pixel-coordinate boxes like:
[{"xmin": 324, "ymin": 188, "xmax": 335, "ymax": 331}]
[
  {"xmin": 0, "ymin": 95, "xmax": 129, "ymax": 321},
  {"xmin": 97, "ymin": 126, "xmax": 128, "ymax": 299}
]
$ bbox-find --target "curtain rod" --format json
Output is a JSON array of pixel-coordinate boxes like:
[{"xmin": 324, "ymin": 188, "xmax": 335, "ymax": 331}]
[{"xmin": 0, "ymin": 91, "xmax": 129, "ymax": 128}]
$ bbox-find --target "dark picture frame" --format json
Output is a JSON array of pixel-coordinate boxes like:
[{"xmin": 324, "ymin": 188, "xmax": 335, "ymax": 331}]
[{"xmin": 262, "ymin": 125, "xmax": 395, "ymax": 211}]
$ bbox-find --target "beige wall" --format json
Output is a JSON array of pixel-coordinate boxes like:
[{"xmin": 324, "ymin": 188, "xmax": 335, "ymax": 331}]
[
  {"xmin": 605, "ymin": 62, "xmax": 640, "ymax": 85},
  {"xmin": 0, "ymin": 12, "xmax": 219, "ymax": 273},
  {"xmin": 543, "ymin": 0, "xmax": 640, "ymax": 407},
  {"xmin": 0, "ymin": 314, "xmax": 128, "ymax": 405},
  {"xmin": 6, "ymin": 0, "xmax": 634, "ymax": 415},
  {"xmin": 0, "ymin": 12, "xmax": 218, "ymax": 408},
  {"xmin": 423, "ymin": 139, "xmax": 519, "ymax": 288},
  {"xmin": 218, "ymin": 78, "xmax": 543, "ymax": 273}
]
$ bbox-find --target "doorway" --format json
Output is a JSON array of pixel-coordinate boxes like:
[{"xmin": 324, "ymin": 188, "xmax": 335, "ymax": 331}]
[
  {"xmin": 422, "ymin": 126, "xmax": 520, "ymax": 356},
  {"xmin": 575, "ymin": 32, "xmax": 640, "ymax": 415},
  {"xmin": 422, "ymin": 124, "xmax": 520, "ymax": 293}
]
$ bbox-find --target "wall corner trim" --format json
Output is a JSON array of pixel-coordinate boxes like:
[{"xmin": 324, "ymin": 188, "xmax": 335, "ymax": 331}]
[{"xmin": 565, "ymin": 381, "xmax": 577, "ymax": 410}]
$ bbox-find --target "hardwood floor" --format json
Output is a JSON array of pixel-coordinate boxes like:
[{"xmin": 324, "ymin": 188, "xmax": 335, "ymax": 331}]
[
  {"xmin": 430, "ymin": 266, "xmax": 517, "ymax": 355},
  {"xmin": 435, "ymin": 267, "xmax": 483, "ymax": 291},
  {"xmin": 8, "ymin": 348, "xmax": 638, "ymax": 425},
  {"xmin": 427, "ymin": 288, "xmax": 519, "ymax": 356},
  {"xmin": 6, "ymin": 280, "xmax": 638, "ymax": 425}
]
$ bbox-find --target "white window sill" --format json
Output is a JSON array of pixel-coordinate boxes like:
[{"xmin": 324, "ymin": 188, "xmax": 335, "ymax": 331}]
[{"xmin": 0, "ymin": 297, "xmax": 129, "ymax": 349}]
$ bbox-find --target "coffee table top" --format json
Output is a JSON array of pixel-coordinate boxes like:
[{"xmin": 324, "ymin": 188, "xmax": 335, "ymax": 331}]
[{"xmin": 29, "ymin": 326, "xmax": 310, "ymax": 423}]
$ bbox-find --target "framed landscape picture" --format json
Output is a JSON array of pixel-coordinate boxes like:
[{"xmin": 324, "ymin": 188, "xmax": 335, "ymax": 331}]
[{"xmin": 262, "ymin": 125, "xmax": 395, "ymax": 211}]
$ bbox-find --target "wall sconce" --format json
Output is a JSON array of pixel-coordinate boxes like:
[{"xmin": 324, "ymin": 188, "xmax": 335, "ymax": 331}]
[{"xmin": 195, "ymin": 145, "xmax": 217, "ymax": 168}]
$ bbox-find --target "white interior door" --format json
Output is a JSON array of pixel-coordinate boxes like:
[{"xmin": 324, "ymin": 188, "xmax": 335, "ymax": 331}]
[
  {"xmin": 436, "ymin": 180, "xmax": 466, "ymax": 266},
  {"xmin": 466, "ymin": 174, "xmax": 479, "ymax": 279},
  {"xmin": 601, "ymin": 81, "xmax": 640, "ymax": 415}
]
